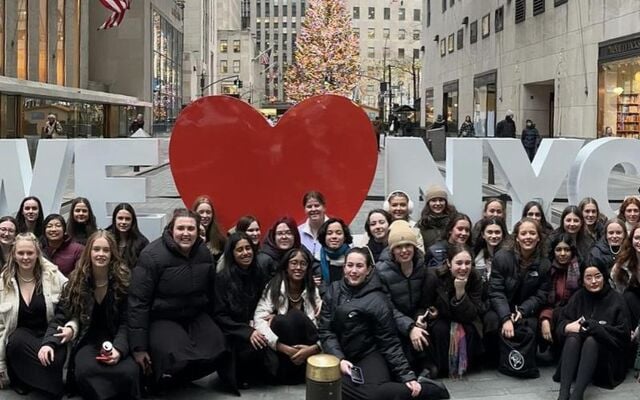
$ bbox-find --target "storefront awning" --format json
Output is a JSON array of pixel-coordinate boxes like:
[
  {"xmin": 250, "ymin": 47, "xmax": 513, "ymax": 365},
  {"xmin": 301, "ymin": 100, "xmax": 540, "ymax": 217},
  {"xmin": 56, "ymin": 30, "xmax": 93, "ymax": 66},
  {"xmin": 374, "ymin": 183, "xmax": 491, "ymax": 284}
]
[{"xmin": 0, "ymin": 76, "xmax": 151, "ymax": 107}]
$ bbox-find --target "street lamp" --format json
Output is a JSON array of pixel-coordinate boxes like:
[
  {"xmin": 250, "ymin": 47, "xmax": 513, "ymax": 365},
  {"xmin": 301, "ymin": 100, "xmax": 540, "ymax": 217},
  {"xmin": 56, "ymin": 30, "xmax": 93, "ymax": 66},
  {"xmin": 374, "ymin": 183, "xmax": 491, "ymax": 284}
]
[{"xmin": 200, "ymin": 63, "xmax": 208, "ymax": 97}]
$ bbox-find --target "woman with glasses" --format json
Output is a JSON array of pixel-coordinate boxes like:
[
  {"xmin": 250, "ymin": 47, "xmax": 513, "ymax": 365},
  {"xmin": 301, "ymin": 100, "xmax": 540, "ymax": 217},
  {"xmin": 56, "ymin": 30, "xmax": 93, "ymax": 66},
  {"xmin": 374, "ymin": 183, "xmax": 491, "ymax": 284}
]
[
  {"xmin": 0, "ymin": 217, "xmax": 18, "ymax": 268},
  {"xmin": 258, "ymin": 217, "xmax": 301, "ymax": 278},
  {"xmin": 254, "ymin": 247, "xmax": 321, "ymax": 384},
  {"xmin": 40, "ymin": 214, "xmax": 84, "ymax": 277},
  {"xmin": 555, "ymin": 262, "xmax": 630, "ymax": 399}
]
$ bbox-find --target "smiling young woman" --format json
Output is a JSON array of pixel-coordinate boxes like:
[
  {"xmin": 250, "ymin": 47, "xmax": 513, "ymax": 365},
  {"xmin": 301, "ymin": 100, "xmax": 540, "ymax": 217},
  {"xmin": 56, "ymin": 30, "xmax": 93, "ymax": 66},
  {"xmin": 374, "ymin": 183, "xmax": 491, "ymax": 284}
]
[
  {"xmin": 40, "ymin": 214, "xmax": 84, "ymax": 277},
  {"xmin": 15, "ymin": 197, "xmax": 44, "ymax": 238}
]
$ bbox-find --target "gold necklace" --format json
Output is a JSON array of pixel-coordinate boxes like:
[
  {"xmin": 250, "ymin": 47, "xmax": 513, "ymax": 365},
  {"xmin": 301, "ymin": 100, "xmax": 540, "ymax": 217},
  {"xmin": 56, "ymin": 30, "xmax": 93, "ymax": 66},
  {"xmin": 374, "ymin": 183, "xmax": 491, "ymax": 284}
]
[
  {"xmin": 17, "ymin": 273, "xmax": 35, "ymax": 283},
  {"xmin": 288, "ymin": 293, "xmax": 302, "ymax": 303}
]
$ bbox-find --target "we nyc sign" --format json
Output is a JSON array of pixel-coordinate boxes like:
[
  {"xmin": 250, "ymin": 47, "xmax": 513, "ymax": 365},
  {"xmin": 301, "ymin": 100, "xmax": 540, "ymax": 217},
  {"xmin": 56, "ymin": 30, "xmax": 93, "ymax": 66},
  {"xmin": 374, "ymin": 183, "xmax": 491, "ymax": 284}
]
[
  {"xmin": 386, "ymin": 137, "xmax": 640, "ymax": 223},
  {"xmin": 0, "ymin": 139, "xmax": 165, "ymax": 239}
]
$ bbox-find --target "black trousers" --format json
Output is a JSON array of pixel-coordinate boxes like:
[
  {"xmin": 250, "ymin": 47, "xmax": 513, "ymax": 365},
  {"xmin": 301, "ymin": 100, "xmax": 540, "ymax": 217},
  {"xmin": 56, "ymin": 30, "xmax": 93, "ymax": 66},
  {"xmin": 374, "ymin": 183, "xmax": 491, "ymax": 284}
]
[
  {"xmin": 270, "ymin": 308, "xmax": 319, "ymax": 384},
  {"xmin": 6, "ymin": 327, "xmax": 66, "ymax": 398},
  {"xmin": 342, "ymin": 351, "xmax": 446, "ymax": 400}
]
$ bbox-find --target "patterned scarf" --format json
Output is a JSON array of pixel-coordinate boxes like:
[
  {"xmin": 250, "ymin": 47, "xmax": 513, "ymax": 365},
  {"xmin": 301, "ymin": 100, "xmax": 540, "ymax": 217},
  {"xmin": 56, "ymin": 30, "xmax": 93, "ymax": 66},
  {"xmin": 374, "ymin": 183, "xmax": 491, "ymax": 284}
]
[{"xmin": 448, "ymin": 322, "xmax": 468, "ymax": 378}]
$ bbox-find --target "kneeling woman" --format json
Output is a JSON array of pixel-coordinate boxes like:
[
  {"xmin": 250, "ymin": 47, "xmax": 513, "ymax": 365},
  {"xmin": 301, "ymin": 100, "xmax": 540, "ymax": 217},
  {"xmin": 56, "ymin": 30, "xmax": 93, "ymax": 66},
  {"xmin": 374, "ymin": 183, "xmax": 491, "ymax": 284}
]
[
  {"xmin": 215, "ymin": 233, "xmax": 269, "ymax": 388},
  {"xmin": 556, "ymin": 262, "xmax": 630, "ymax": 400},
  {"xmin": 253, "ymin": 248, "xmax": 321, "ymax": 383},
  {"xmin": 0, "ymin": 233, "xmax": 67, "ymax": 398},
  {"xmin": 424, "ymin": 245, "xmax": 485, "ymax": 378},
  {"xmin": 44, "ymin": 231, "xmax": 140, "ymax": 399},
  {"xmin": 319, "ymin": 248, "xmax": 449, "ymax": 400},
  {"xmin": 128, "ymin": 209, "xmax": 226, "ymax": 388}
]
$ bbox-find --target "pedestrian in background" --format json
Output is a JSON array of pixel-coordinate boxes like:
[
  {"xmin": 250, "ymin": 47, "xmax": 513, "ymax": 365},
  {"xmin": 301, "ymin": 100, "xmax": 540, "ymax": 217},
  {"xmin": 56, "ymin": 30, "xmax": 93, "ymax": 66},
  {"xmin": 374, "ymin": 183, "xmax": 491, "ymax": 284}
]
[
  {"xmin": 42, "ymin": 114, "xmax": 63, "ymax": 139},
  {"xmin": 458, "ymin": 115, "xmax": 475, "ymax": 137},
  {"xmin": 495, "ymin": 110, "xmax": 516, "ymax": 138},
  {"xmin": 521, "ymin": 119, "xmax": 541, "ymax": 161},
  {"xmin": 129, "ymin": 114, "xmax": 144, "ymax": 135}
]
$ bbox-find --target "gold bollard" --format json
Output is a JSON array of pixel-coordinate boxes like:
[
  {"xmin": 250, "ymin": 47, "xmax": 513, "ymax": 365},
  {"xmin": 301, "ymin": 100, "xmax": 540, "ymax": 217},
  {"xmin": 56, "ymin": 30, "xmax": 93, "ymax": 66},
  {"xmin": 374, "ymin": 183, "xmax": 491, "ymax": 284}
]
[{"xmin": 306, "ymin": 354, "xmax": 342, "ymax": 400}]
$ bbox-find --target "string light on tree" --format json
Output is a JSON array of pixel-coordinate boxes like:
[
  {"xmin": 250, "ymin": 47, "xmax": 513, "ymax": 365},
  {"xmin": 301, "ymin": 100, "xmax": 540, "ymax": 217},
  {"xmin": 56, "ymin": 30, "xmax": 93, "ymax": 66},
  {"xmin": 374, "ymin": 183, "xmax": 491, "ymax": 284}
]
[{"xmin": 284, "ymin": 0, "xmax": 359, "ymax": 102}]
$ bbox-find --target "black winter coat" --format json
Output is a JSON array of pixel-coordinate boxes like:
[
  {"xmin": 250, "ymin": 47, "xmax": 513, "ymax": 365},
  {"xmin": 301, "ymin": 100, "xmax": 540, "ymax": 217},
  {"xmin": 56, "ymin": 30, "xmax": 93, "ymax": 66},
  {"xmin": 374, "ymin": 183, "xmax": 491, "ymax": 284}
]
[
  {"xmin": 128, "ymin": 228, "xmax": 216, "ymax": 351},
  {"xmin": 375, "ymin": 252, "xmax": 428, "ymax": 336},
  {"xmin": 419, "ymin": 213, "xmax": 450, "ymax": 250},
  {"xmin": 318, "ymin": 274, "xmax": 416, "ymax": 383},
  {"xmin": 489, "ymin": 249, "xmax": 551, "ymax": 323},
  {"xmin": 556, "ymin": 285, "xmax": 630, "ymax": 389},
  {"xmin": 424, "ymin": 267, "xmax": 486, "ymax": 337},
  {"xmin": 521, "ymin": 127, "xmax": 540, "ymax": 149},
  {"xmin": 589, "ymin": 240, "xmax": 618, "ymax": 275},
  {"xmin": 214, "ymin": 264, "xmax": 267, "ymax": 341},
  {"xmin": 425, "ymin": 240, "xmax": 449, "ymax": 269},
  {"xmin": 495, "ymin": 117, "xmax": 516, "ymax": 138},
  {"xmin": 256, "ymin": 242, "xmax": 284, "ymax": 277}
]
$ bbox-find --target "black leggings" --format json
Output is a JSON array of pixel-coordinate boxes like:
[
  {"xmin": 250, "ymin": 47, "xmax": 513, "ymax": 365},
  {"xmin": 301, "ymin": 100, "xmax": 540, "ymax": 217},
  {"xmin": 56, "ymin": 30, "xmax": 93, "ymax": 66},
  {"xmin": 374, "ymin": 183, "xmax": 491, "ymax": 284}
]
[
  {"xmin": 558, "ymin": 334, "xmax": 599, "ymax": 400},
  {"xmin": 270, "ymin": 308, "xmax": 319, "ymax": 384}
]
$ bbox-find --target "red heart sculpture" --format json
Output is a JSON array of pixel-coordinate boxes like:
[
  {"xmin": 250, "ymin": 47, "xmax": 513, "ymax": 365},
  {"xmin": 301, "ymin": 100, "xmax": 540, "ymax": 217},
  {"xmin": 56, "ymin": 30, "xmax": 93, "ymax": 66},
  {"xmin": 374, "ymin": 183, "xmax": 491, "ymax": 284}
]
[{"xmin": 169, "ymin": 95, "xmax": 378, "ymax": 231}]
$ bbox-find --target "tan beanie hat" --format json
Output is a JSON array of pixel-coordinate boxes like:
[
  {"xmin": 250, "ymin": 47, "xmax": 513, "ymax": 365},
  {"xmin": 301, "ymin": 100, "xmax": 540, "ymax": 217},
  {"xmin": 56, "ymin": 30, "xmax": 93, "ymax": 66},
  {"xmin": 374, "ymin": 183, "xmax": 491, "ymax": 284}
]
[
  {"xmin": 424, "ymin": 185, "xmax": 448, "ymax": 203},
  {"xmin": 388, "ymin": 220, "xmax": 418, "ymax": 251}
]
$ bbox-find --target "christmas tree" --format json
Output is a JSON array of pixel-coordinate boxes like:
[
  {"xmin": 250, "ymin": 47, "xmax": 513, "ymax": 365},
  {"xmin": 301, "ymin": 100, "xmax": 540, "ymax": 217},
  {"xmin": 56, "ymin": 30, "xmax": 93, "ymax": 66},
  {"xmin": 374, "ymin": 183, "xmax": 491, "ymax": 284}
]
[{"xmin": 284, "ymin": 0, "xmax": 360, "ymax": 102}]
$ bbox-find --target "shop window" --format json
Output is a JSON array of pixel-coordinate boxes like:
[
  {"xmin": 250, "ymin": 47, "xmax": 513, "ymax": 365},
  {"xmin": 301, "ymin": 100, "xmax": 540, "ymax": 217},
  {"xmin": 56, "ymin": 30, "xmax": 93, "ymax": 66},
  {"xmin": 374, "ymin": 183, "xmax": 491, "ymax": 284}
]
[
  {"xmin": 368, "ymin": 28, "xmax": 375, "ymax": 39},
  {"xmin": 367, "ymin": 47, "xmax": 375, "ymax": 58},
  {"xmin": 470, "ymin": 20, "xmax": 478, "ymax": 44},
  {"xmin": 598, "ymin": 58, "xmax": 640, "ymax": 138},
  {"xmin": 443, "ymin": 81, "xmax": 458, "ymax": 132},
  {"xmin": 414, "ymin": 9, "xmax": 420, "ymax": 21},
  {"xmin": 473, "ymin": 71, "xmax": 497, "ymax": 137},
  {"xmin": 232, "ymin": 60, "xmax": 240, "ymax": 73},
  {"xmin": 398, "ymin": 48, "xmax": 405, "ymax": 59},
  {"xmin": 533, "ymin": 0, "xmax": 545, "ymax": 15},
  {"xmin": 447, "ymin": 34, "xmax": 454, "ymax": 53},
  {"xmin": 413, "ymin": 30, "xmax": 420, "ymax": 40},
  {"xmin": 383, "ymin": 28, "xmax": 390, "ymax": 39},
  {"xmin": 398, "ymin": 29, "xmax": 406, "ymax": 40},
  {"xmin": 442, "ymin": 0, "xmax": 446, "ymax": 12},
  {"xmin": 427, "ymin": 0, "xmax": 431, "ymax": 27},
  {"xmin": 220, "ymin": 60, "xmax": 228, "ymax": 73},
  {"xmin": 17, "ymin": 0, "xmax": 28, "ymax": 80},
  {"xmin": 515, "ymin": 0, "xmax": 525, "ymax": 24},
  {"xmin": 220, "ymin": 40, "xmax": 228, "ymax": 53},
  {"xmin": 425, "ymin": 88, "xmax": 434, "ymax": 125},
  {"xmin": 413, "ymin": 49, "xmax": 420, "ymax": 59},
  {"xmin": 353, "ymin": 28, "xmax": 360, "ymax": 38},
  {"xmin": 495, "ymin": 7, "xmax": 503, "ymax": 33}
]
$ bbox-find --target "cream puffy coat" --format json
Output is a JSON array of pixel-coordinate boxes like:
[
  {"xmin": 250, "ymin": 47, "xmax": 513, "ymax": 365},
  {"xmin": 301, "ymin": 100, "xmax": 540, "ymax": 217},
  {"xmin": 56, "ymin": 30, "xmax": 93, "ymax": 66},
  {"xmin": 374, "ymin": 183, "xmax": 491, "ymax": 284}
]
[
  {"xmin": 253, "ymin": 281, "xmax": 321, "ymax": 350},
  {"xmin": 0, "ymin": 259, "xmax": 71, "ymax": 372}
]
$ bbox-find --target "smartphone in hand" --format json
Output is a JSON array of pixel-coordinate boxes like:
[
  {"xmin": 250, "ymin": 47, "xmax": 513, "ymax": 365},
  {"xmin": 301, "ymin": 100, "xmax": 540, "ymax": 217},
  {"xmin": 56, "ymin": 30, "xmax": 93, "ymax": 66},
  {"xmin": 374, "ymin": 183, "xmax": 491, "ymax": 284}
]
[{"xmin": 350, "ymin": 366, "xmax": 365, "ymax": 385}]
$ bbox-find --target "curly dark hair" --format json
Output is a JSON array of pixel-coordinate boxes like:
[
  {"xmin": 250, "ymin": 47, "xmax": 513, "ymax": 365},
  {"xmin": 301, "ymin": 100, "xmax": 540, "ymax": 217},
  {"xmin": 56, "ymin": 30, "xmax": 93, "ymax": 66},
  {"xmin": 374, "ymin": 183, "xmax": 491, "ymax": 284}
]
[{"xmin": 62, "ymin": 230, "xmax": 130, "ymax": 325}]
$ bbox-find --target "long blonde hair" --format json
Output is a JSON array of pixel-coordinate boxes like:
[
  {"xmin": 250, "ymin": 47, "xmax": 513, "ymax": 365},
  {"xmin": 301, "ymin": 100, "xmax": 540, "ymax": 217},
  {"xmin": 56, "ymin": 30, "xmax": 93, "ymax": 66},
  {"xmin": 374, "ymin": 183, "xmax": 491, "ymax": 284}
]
[{"xmin": 1, "ymin": 233, "xmax": 47, "ymax": 293}]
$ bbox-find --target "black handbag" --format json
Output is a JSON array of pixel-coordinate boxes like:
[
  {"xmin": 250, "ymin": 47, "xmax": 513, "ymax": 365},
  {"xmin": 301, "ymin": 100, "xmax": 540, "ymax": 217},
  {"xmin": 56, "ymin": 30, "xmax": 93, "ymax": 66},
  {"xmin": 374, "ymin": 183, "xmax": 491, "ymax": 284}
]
[{"xmin": 498, "ymin": 323, "xmax": 540, "ymax": 379}]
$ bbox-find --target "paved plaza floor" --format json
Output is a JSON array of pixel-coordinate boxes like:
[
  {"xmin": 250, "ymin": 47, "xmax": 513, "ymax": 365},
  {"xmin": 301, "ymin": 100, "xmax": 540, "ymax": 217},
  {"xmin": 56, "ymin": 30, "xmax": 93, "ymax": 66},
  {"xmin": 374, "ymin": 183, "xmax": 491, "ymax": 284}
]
[{"xmin": 6, "ymin": 137, "xmax": 640, "ymax": 399}]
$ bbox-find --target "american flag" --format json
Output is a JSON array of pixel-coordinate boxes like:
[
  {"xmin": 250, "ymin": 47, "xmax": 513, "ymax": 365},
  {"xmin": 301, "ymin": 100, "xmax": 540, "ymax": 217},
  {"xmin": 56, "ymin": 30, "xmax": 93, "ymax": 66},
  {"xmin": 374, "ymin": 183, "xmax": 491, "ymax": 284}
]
[
  {"xmin": 98, "ymin": 0, "xmax": 131, "ymax": 30},
  {"xmin": 258, "ymin": 48, "xmax": 271, "ymax": 65}
]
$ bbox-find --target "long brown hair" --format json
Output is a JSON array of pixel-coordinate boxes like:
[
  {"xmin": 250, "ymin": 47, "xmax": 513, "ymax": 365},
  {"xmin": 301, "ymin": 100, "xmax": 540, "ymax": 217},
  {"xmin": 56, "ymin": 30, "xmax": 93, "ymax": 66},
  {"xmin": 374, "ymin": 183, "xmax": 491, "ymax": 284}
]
[
  {"xmin": 618, "ymin": 197, "xmax": 640, "ymax": 223},
  {"xmin": 612, "ymin": 224, "xmax": 640, "ymax": 287},
  {"xmin": 1, "ymin": 233, "xmax": 47, "ymax": 293},
  {"xmin": 191, "ymin": 195, "xmax": 226, "ymax": 254},
  {"xmin": 62, "ymin": 231, "xmax": 130, "ymax": 325}
]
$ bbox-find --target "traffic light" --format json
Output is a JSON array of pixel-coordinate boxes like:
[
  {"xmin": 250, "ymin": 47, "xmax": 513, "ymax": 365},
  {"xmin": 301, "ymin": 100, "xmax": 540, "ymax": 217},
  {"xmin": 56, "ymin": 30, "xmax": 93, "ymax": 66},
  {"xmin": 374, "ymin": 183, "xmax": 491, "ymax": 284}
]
[{"xmin": 234, "ymin": 79, "xmax": 243, "ymax": 88}]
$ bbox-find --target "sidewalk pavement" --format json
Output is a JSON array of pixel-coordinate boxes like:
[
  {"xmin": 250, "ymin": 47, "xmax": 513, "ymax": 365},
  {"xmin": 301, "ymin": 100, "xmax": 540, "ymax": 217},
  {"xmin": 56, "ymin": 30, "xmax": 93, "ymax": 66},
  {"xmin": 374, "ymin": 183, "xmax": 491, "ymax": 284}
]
[{"xmin": 16, "ymin": 139, "xmax": 638, "ymax": 400}]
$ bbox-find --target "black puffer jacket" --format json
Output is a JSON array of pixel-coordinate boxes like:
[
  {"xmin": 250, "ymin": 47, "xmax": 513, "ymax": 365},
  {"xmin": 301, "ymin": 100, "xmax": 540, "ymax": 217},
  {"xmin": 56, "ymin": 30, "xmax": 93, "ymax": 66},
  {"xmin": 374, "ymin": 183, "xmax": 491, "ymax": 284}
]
[
  {"xmin": 556, "ymin": 285, "xmax": 630, "ymax": 389},
  {"xmin": 256, "ymin": 242, "xmax": 283, "ymax": 277},
  {"xmin": 425, "ymin": 240, "xmax": 449, "ymax": 269},
  {"xmin": 589, "ymin": 240, "xmax": 618, "ymax": 275},
  {"xmin": 424, "ymin": 267, "xmax": 486, "ymax": 337},
  {"xmin": 128, "ymin": 227, "xmax": 215, "ymax": 351},
  {"xmin": 489, "ymin": 248, "xmax": 551, "ymax": 323},
  {"xmin": 318, "ymin": 274, "xmax": 416, "ymax": 383},
  {"xmin": 375, "ymin": 252, "xmax": 428, "ymax": 336}
]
